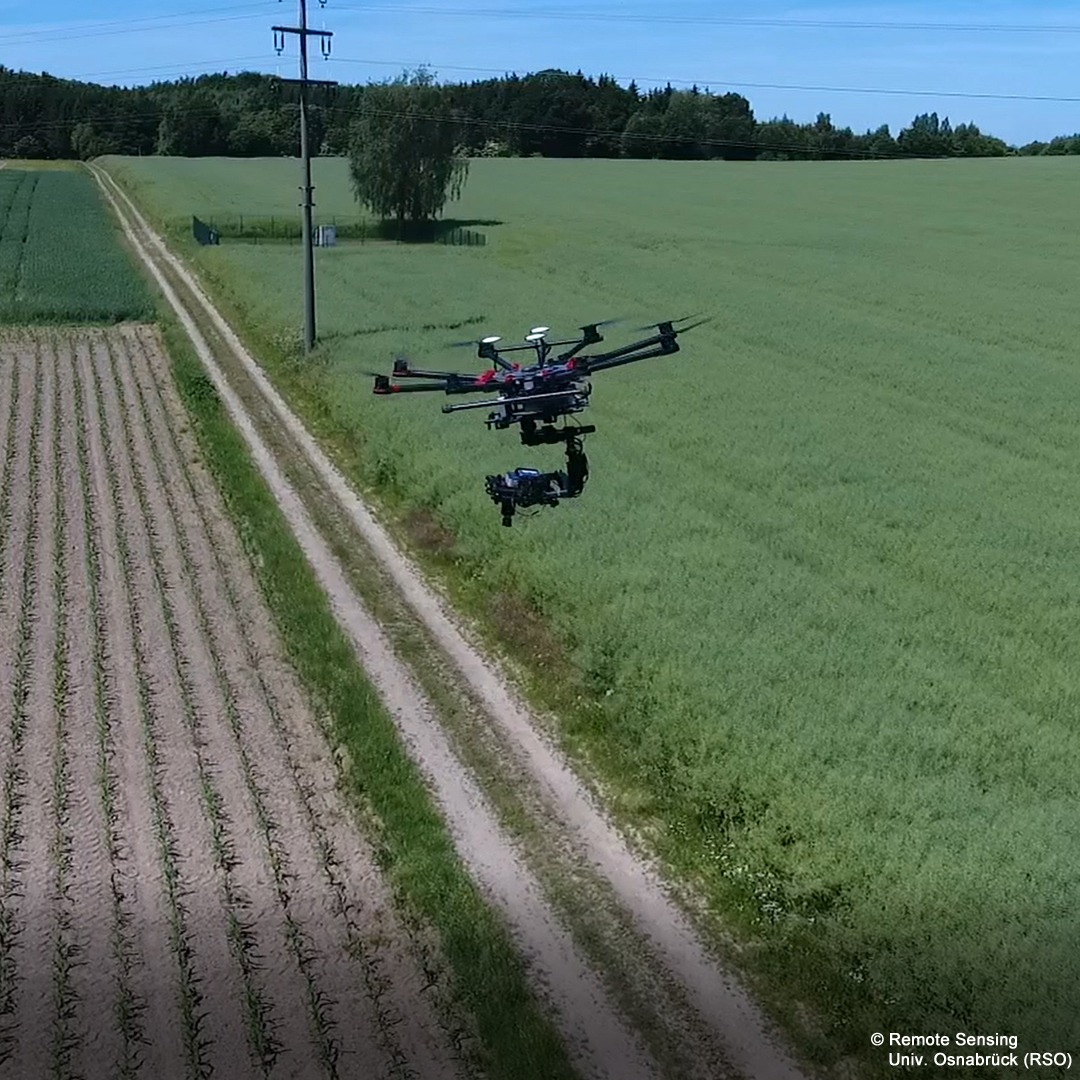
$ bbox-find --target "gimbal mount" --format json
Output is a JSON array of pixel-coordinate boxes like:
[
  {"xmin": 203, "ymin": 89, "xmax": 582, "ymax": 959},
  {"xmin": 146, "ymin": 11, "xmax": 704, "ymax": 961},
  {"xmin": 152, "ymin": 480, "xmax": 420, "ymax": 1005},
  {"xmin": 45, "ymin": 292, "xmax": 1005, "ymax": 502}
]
[{"xmin": 484, "ymin": 421, "xmax": 594, "ymax": 527}]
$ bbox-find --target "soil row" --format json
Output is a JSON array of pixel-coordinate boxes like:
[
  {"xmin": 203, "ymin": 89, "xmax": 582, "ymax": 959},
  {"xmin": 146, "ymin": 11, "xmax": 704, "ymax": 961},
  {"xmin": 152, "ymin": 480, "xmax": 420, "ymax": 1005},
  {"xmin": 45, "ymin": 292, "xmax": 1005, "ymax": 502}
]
[{"xmin": 0, "ymin": 326, "xmax": 463, "ymax": 1080}]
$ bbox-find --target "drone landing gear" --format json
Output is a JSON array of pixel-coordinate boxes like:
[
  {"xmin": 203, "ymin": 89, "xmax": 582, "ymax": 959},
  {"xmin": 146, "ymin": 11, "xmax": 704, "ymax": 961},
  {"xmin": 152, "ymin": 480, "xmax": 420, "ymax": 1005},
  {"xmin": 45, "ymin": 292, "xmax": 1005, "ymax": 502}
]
[{"xmin": 484, "ymin": 425, "xmax": 593, "ymax": 527}]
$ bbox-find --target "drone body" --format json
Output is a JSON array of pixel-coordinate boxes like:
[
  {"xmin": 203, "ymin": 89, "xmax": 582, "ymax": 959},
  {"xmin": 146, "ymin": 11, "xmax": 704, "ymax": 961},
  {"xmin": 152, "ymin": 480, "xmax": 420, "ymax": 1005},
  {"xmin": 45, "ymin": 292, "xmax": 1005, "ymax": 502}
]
[{"xmin": 370, "ymin": 316, "xmax": 707, "ymax": 524}]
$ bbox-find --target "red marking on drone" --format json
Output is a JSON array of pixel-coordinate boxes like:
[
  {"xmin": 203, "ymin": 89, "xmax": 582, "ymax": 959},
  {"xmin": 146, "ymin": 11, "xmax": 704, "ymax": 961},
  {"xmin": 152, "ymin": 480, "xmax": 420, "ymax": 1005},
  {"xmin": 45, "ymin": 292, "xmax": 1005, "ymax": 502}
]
[{"xmin": 476, "ymin": 369, "xmax": 497, "ymax": 385}]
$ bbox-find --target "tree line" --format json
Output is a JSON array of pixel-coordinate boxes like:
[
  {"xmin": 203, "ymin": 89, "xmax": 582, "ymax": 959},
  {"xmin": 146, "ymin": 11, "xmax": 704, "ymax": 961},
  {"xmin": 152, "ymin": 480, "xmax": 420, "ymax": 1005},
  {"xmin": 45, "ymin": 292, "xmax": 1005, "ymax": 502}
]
[{"xmin": 1, "ymin": 63, "xmax": 1076, "ymax": 162}]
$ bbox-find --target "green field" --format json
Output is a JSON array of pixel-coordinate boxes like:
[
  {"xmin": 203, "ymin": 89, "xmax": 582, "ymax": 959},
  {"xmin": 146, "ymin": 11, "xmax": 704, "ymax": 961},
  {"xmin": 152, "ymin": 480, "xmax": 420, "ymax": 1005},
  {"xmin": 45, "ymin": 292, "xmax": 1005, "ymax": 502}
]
[
  {"xmin": 104, "ymin": 152, "xmax": 1080, "ymax": 1072},
  {"xmin": 0, "ymin": 167, "xmax": 154, "ymax": 323}
]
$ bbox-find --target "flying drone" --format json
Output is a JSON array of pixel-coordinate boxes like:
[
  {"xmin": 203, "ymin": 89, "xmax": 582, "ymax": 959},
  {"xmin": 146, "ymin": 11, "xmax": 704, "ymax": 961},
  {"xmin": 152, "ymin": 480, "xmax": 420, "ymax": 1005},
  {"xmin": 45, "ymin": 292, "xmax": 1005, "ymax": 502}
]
[{"xmin": 369, "ymin": 315, "xmax": 709, "ymax": 525}]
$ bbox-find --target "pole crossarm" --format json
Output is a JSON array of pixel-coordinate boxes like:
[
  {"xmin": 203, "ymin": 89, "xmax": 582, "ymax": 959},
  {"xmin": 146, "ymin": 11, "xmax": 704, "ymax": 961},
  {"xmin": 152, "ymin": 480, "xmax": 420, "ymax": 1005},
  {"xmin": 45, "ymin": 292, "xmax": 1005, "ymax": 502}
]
[
  {"xmin": 276, "ymin": 78, "xmax": 338, "ymax": 86},
  {"xmin": 271, "ymin": 25, "xmax": 333, "ymax": 37}
]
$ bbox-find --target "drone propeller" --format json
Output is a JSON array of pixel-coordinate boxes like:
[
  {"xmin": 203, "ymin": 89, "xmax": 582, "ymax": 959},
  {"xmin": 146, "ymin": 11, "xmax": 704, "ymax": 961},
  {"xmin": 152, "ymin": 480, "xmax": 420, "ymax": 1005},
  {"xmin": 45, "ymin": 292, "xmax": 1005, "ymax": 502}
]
[
  {"xmin": 675, "ymin": 316, "xmax": 712, "ymax": 333},
  {"xmin": 631, "ymin": 313, "xmax": 704, "ymax": 333},
  {"xmin": 448, "ymin": 334, "xmax": 502, "ymax": 349}
]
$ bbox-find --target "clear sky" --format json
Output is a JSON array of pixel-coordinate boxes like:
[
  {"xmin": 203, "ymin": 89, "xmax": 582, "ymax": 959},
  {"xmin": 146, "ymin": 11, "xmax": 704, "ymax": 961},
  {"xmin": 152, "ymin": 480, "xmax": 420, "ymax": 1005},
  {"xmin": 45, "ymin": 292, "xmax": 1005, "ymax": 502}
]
[{"xmin": 2, "ymin": 0, "xmax": 1078, "ymax": 146}]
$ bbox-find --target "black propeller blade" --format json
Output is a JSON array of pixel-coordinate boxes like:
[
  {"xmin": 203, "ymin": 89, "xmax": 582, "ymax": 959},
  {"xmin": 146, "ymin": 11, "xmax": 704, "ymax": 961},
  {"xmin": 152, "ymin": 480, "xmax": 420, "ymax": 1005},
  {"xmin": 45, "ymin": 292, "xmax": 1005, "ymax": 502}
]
[
  {"xmin": 671, "ymin": 316, "xmax": 712, "ymax": 333},
  {"xmin": 631, "ymin": 313, "xmax": 705, "ymax": 333}
]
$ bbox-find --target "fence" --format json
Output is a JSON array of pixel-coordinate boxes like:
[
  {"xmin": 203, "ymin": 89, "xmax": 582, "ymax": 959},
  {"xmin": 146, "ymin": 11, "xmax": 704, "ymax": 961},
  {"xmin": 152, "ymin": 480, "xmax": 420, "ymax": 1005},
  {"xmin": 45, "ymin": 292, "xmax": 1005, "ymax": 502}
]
[{"xmin": 193, "ymin": 214, "xmax": 487, "ymax": 246}]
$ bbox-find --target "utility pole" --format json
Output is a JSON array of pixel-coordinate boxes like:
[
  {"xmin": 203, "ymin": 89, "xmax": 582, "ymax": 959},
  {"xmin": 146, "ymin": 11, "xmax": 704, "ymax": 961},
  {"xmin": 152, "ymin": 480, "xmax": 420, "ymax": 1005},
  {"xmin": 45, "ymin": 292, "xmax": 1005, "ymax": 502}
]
[{"xmin": 273, "ymin": 0, "xmax": 335, "ymax": 353}]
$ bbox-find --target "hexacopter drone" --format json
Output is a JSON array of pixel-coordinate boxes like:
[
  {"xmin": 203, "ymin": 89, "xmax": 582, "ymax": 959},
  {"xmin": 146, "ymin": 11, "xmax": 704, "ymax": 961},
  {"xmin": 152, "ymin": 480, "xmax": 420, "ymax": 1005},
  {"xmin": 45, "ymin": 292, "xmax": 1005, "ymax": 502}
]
[{"xmin": 370, "ymin": 315, "xmax": 709, "ymax": 525}]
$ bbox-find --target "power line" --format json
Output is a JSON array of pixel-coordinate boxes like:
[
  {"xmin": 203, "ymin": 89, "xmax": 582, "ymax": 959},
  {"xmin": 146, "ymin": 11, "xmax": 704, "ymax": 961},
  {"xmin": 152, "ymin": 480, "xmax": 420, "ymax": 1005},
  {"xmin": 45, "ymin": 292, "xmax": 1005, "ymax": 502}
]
[
  {"xmin": 4, "ymin": 0, "xmax": 1078, "ymax": 49},
  {"xmin": 0, "ymin": 3, "xmax": 274, "ymax": 47},
  {"xmin": 335, "ymin": 3, "xmax": 1080, "ymax": 35},
  {"xmin": 9, "ymin": 50, "xmax": 1079, "ymax": 108},
  {"xmin": 70, "ymin": 56, "xmax": 271, "ymax": 82},
  {"xmin": 326, "ymin": 56, "xmax": 1080, "ymax": 104}
]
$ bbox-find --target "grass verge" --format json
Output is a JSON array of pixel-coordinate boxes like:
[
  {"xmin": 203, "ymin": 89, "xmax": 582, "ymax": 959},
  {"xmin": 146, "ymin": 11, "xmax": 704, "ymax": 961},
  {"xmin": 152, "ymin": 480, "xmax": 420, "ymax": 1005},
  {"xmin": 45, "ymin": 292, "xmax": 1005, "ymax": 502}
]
[{"xmin": 156, "ymin": 306, "xmax": 579, "ymax": 1080}]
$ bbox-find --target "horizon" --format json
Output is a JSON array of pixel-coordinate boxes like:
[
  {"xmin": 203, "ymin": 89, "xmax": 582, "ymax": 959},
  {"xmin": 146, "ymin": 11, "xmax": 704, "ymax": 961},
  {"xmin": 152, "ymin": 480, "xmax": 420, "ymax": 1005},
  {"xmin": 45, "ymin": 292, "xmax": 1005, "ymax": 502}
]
[{"xmin": 2, "ymin": 0, "xmax": 1078, "ymax": 146}]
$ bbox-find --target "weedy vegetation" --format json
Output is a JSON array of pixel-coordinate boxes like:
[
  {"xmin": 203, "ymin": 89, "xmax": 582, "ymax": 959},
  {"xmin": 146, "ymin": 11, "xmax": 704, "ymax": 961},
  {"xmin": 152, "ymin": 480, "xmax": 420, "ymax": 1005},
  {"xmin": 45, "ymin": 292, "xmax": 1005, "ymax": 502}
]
[
  {"xmin": 0, "ymin": 169, "xmax": 154, "ymax": 324},
  {"xmin": 104, "ymin": 152, "xmax": 1080, "ymax": 1075}
]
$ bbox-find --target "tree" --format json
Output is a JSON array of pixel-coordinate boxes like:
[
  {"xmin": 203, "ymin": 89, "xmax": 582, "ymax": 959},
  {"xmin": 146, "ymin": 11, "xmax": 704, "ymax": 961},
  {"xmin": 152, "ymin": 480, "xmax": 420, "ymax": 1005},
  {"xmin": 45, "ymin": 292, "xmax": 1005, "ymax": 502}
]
[
  {"xmin": 71, "ymin": 121, "xmax": 109, "ymax": 159},
  {"xmin": 346, "ymin": 68, "xmax": 469, "ymax": 238},
  {"xmin": 701, "ymin": 93, "xmax": 755, "ymax": 159},
  {"xmin": 658, "ymin": 92, "xmax": 708, "ymax": 159},
  {"xmin": 897, "ymin": 112, "xmax": 949, "ymax": 158},
  {"xmin": 155, "ymin": 86, "xmax": 228, "ymax": 155},
  {"xmin": 620, "ymin": 109, "xmax": 664, "ymax": 158}
]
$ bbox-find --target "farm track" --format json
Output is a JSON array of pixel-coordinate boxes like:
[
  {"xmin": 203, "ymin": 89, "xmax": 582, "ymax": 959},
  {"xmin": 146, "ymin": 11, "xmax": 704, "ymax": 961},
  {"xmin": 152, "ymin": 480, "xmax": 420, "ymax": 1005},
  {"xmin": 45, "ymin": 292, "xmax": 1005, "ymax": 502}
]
[
  {"xmin": 90, "ymin": 169, "xmax": 815, "ymax": 1080},
  {"xmin": 0, "ymin": 326, "xmax": 467, "ymax": 1080}
]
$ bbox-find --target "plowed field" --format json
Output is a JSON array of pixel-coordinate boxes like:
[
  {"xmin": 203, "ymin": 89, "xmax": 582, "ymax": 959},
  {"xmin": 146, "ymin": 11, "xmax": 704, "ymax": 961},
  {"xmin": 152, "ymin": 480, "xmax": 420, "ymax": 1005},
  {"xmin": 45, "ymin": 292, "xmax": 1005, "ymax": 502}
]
[{"xmin": 0, "ymin": 324, "xmax": 463, "ymax": 1080}]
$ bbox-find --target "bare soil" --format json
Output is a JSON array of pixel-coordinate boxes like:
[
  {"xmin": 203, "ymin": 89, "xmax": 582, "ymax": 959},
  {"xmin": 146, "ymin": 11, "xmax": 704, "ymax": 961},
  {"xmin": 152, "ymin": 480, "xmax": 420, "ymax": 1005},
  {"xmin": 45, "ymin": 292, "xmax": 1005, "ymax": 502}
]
[{"xmin": 0, "ymin": 326, "xmax": 467, "ymax": 1080}]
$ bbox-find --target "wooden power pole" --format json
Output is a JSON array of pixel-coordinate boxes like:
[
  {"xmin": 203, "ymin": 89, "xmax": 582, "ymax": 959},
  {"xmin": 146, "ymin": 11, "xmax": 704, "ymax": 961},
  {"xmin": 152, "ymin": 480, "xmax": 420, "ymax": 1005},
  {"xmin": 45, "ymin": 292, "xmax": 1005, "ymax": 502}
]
[{"xmin": 273, "ymin": 0, "xmax": 335, "ymax": 353}]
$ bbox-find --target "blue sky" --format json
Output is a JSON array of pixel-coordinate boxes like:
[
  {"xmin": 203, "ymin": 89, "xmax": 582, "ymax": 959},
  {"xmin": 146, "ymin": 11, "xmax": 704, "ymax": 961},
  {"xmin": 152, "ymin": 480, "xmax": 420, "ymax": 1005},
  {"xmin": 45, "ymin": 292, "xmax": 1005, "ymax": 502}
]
[{"xmin": 2, "ymin": 0, "xmax": 1077, "ymax": 145}]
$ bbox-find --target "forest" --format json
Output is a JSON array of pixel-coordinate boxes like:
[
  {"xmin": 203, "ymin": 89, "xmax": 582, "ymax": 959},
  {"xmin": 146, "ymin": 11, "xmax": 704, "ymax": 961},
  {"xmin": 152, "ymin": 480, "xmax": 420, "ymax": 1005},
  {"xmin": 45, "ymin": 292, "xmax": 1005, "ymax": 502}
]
[{"xmin": 3, "ymin": 63, "xmax": 1078, "ymax": 162}]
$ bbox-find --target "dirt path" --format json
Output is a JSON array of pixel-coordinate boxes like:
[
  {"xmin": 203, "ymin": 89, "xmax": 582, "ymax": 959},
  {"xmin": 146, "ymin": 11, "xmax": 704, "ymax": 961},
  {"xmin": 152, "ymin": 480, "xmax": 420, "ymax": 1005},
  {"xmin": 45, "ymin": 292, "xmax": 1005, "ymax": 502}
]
[
  {"xmin": 90, "ymin": 168, "xmax": 813, "ymax": 1079},
  {"xmin": 0, "ymin": 326, "xmax": 469, "ymax": 1080}
]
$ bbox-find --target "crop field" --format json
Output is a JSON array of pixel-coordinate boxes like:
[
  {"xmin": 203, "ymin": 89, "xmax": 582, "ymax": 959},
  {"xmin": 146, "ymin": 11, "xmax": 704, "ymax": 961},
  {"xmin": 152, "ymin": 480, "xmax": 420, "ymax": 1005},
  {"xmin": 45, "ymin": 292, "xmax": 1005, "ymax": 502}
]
[
  {"xmin": 0, "ymin": 169, "xmax": 154, "ymax": 324},
  {"xmin": 103, "ymin": 153, "xmax": 1080, "ymax": 1069},
  {"xmin": 0, "ymin": 324, "xmax": 463, "ymax": 1079}
]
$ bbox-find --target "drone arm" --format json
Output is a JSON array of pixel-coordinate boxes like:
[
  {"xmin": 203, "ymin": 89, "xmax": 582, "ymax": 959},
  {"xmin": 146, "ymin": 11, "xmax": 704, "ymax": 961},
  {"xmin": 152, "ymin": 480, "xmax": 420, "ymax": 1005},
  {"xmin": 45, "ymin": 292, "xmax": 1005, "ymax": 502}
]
[
  {"xmin": 394, "ymin": 366, "xmax": 478, "ymax": 381},
  {"xmin": 582, "ymin": 341, "xmax": 679, "ymax": 374},
  {"xmin": 374, "ymin": 375, "xmax": 502, "ymax": 396},
  {"xmin": 373, "ymin": 380, "xmax": 457, "ymax": 395},
  {"xmin": 555, "ymin": 324, "xmax": 605, "ymax": 363},
  {"xmin": 556, "ymin": 340, "xmax": 589, "ymax": 363},
  {"xmin": 584, "ymin": 330, "xmax": 677, "ymax": 365}
]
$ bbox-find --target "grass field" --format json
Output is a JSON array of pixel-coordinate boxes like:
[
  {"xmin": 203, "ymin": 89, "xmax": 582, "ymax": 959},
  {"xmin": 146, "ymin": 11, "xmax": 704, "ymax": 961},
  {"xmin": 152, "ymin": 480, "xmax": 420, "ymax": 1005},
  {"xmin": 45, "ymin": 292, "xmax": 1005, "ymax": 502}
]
[
  {"xmin": 103, "ymin": 152, "xmax": 1080, "ymax": 1073},
  {"xmin": 0, "ymin": 168, "xmax": 154, "ymax": 324}
]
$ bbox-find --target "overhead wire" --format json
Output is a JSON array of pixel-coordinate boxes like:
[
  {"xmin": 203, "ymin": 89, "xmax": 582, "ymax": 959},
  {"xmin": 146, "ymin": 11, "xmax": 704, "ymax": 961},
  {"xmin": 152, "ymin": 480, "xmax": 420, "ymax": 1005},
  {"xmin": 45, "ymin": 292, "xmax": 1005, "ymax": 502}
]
[
  {"xmin": 0, "ymin": 2, "xmax": 275, "ymax": 48},
  {"xmin": 325, "ymin": 56, "xmax": 1080, "ymax": 104},
  {"xmin": 70, "ymin": 56, "xmax": 271, "ymax": 83},
  {"xmin": 18, "ymin": 48, "xmax": 1077, "ymax": 107},
  {"xmin": 333, "ymin": 3, "xmax": 1080, "ymax": 35},
  {"xmin": 4, "ymin": 0, "xmax": 1077, "ymax": 48}
]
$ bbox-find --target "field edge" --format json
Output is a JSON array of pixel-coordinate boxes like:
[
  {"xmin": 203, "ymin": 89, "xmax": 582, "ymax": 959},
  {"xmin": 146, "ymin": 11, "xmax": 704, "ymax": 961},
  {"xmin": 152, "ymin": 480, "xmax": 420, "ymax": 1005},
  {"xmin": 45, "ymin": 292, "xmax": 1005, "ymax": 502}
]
[{"xmin": 150, "ymin": 307, "xmax": 585, "ymax": 1080}]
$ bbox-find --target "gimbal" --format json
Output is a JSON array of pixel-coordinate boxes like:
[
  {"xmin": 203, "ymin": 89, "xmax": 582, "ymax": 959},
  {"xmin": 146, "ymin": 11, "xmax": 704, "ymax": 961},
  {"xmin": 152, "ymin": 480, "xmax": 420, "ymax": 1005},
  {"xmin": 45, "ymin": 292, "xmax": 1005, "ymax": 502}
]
[{"xmin": 484, "ymin": 424, "xmax": 593, "ymax": 527}]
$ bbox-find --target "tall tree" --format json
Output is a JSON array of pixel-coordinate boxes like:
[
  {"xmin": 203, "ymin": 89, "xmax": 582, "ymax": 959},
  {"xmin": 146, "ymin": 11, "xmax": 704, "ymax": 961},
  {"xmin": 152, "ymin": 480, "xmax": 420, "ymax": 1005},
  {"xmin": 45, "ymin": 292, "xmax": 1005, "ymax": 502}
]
[{"xmin": 346, "ymin": 68, "xmax": 469, "ymax": 237}]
